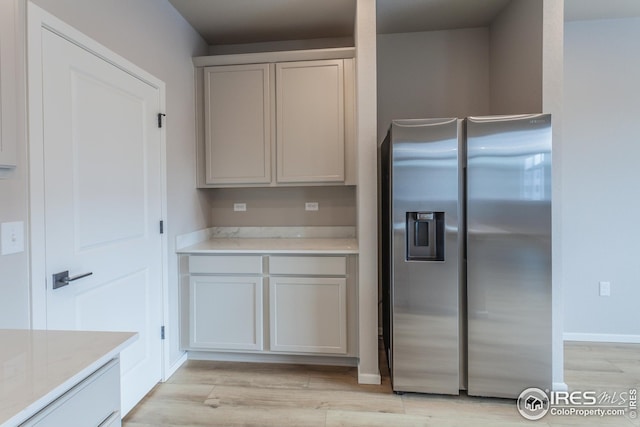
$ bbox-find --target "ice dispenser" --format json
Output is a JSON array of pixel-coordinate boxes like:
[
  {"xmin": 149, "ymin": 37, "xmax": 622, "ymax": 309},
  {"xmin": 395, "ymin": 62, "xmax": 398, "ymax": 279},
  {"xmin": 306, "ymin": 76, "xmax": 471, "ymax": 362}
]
[{"xmin": 406, "ymin": 212, "xmax": 444, "ymax": 261}]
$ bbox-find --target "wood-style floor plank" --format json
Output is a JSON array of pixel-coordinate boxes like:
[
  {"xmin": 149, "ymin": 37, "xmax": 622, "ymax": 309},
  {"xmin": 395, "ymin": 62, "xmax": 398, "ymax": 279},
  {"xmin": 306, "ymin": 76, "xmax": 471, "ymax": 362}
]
[{"xmin": 124, "ymin": 341, "xmax": 640, "ymax": 426}]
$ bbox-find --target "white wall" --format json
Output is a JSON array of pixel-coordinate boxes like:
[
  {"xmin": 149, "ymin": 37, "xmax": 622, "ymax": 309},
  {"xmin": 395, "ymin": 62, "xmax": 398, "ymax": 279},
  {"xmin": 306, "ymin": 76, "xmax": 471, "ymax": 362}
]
[
  {"xmin": 376, "ymin": 28, "xmax": 490, "ymax": 142},
  {"xmin": 490, "ymin": 0, "xmax": 543, "ymax": 114},
  {"xmin": 30, "ymin": 0, "xmax": 209, "ymax": 367},
  {"xmin": 563, "ymin": 17, "xmax": 640, "ymax": 342},
  {"xmin": 0, "ymin": 0, "xmax": 29, "ymax": 329}
]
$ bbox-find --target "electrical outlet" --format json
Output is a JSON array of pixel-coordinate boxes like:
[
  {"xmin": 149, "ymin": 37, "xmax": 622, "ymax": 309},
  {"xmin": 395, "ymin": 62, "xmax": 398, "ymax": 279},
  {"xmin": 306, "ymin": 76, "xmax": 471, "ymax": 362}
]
[
  {"xmin": 1, "ymin": 221, "xmax": 25, "ymax": 255},
  {"xmin": 305, "ymin": 202, "xmax": 319, "ymax": 211},
  {"xmin": 599, "ymin": 281, "xmax": 611, "ymax": 297},
  {"xmin": 233, "ymin": 203, "xmax": 247, "ymax": 212}
]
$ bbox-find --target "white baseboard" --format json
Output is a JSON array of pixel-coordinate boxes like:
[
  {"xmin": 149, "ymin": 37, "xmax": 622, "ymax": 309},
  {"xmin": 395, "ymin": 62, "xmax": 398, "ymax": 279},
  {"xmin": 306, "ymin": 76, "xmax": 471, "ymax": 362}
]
[
  {"xmin": 164, "ymin": 352, "xmax": 188, "ymax": 381},
  {"xmin": 564, "ymin": 333, "xmax": 640, "ymax": 344},
  {"xmin": 553, "ymin": 382, "xmax": 568, "ymax": 392},
  {"xmin": 357, "ymin": 366, "xmax": 381, "ymax": 385}
]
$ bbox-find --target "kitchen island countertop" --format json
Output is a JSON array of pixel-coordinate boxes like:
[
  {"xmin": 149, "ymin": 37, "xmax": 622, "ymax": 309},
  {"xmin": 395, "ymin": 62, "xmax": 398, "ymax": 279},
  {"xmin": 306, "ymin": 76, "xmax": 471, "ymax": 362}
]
[{"xmin": 0, "ymin": 329, "xmax": 136, "ymax": 426}]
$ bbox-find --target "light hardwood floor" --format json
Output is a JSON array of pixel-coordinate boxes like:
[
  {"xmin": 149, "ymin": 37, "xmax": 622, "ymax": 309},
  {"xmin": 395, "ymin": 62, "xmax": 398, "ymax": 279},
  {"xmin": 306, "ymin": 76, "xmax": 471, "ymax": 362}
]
[{"xmin": 124, "ymin": 341, "xmax": 639, "ymax": 426}]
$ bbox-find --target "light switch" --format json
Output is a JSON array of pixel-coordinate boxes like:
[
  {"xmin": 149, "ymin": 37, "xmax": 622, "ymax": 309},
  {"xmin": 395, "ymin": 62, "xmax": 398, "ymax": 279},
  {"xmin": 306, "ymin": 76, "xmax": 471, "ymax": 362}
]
[
  {"xmin": 1, "ymin": 221, "xmax": 25, "ymax": 255},
  {"xmin": 305, "ymin": 202, "xmax": 319, "ymax": 211},
  {"xmin": 599, "ymin": 281, "xmax": 611, "ymax": 297},
  {"xmin": 233, "ymin": 203, "xmax": 247, "ymax": 212}
]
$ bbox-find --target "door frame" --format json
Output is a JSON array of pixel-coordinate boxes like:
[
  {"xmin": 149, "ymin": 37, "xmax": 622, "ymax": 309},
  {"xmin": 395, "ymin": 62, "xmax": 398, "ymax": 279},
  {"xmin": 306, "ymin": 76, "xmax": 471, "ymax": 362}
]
[{"xmin": 27, "ymin": 3, "xmax": 170, "ymax": 379}]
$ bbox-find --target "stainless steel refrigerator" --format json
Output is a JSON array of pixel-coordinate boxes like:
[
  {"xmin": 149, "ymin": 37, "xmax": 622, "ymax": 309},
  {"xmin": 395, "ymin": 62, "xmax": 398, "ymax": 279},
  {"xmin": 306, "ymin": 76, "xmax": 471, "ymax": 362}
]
[{"xmin": 380, "ymin": 114, "xmax": 552, "ymax": 398}]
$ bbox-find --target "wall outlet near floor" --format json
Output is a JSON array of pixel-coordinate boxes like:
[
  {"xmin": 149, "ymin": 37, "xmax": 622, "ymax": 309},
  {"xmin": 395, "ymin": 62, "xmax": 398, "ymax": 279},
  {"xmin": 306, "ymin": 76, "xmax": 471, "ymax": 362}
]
[
  {"xmin": 233, "ymin": 203, "xmax": 247, "ymax": 212},
  {"xmin": 599, "ymin": 281, "xmax": 611, "ymax": 297},
  {"xmin": 305, "ymin": 202, "xmax": 319, "ymax": 211}
]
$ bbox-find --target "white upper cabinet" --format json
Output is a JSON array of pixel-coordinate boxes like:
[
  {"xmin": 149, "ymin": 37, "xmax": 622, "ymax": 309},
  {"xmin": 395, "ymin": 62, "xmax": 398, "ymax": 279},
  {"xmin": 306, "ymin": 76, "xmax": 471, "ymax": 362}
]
[
  {"xmin": 276, "ymin": 60, "xmax": 344, "ymax": 183},
  {"xmin": 204, "ymin": 64, "xmax": 272, "ymax": 185},
  {"xmin": 196, "ymin": 52, "xmax": 355, "ymax": 188}
]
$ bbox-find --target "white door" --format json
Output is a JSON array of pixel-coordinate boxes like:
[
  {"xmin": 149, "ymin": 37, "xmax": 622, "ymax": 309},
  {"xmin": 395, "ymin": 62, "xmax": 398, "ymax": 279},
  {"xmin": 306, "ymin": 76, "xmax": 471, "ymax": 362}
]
[{"xmin": 41, "ymin": 28, "xmax": 163, "ymax": 415}]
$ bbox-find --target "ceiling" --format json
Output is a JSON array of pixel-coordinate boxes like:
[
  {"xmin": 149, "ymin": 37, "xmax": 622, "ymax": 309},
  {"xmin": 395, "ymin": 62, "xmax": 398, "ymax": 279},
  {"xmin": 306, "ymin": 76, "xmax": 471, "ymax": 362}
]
[
  {"xmin": 376, "ymin": 0, "xmax": 510, "ymax": 34},
  {"xmin": 169, "ymin": 0, "xmax": 640, "ymax": 46},
  {"xmin": 168, "ymin": 0, "xmax": 355, "ymax": 45}
]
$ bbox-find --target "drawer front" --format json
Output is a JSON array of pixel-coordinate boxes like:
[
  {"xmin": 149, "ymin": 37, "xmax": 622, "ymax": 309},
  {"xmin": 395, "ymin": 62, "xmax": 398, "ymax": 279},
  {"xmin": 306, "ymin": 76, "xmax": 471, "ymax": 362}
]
[
  {"xmin": 189, "ymin": 255, "xmax": 262, "ymax": 274},
  {"xmin": 269, "ymin": 256, "xmax": 346, "ymax": 276},
  {"xmin": 21, "ymin": 359, "xmax": 120, "ymax": 427}
]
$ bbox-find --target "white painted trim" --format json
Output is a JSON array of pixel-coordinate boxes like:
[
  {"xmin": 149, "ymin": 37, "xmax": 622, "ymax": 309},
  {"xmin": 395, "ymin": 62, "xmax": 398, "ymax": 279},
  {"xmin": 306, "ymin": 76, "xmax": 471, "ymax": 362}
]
[
  {"xmin": 27, "ymin": 3, "xmax": 169, "ymax": 380},
  {"xmin": 193, "ymin": 47, "xmax": 356, "ymax": 67},
  {"xmin": 563, "ymin": 333, "xmax": 640, "ymax": 344},
  {"xmin": 357, "ymin": 367, "xmax": 382, "ymax": 385},
  {"xmin": 355, "ymin": 0, "xmax": 380, "ymax": 387},
  {"xmin": 553, "ymin": 382, "xmax": 568, "ymax": 392},
  {"xmin": 163, "ymin": 352, "xmax": 188, "ymax": 382}
]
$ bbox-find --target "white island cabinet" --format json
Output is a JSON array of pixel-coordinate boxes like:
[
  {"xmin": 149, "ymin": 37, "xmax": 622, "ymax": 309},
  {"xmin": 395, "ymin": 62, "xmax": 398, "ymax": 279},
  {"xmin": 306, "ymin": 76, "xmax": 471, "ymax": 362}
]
[{"xmin": 0, "ymin": 330, "xmax": 136, "ymax": 427}]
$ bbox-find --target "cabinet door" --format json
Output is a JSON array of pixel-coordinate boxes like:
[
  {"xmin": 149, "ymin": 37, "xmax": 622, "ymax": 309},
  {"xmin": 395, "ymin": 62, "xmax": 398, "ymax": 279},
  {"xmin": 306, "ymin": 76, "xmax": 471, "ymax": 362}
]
[
  {"xmin": 276, "ymin": 60, "xmax": 344, "ymax": 183},
  {"xmin": 204, "ymin": 64, "xmax": 272, "ymax": 184},
  {"xmin": 190, "ymin": 276, "xmax": 263, "ymax": 350},
  {"xmin": 269, "ymin": 277, "xmax": 346, "ymax": 354}
]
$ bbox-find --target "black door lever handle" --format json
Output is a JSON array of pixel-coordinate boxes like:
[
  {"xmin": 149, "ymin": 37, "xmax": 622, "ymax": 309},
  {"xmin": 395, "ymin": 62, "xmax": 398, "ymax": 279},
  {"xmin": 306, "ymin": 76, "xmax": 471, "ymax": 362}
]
[{"xmin": 52, "ymin": 270, "xmax": 93, "ymax": 289}]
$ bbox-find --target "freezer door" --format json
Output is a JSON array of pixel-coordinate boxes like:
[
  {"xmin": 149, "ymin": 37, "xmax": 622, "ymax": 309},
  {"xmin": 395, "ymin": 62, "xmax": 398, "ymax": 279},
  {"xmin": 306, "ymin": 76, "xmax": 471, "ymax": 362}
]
[
  {"xmin": 389, "ymin": 118, "xmax": 461, "ymax": 394},
  {"xmin": 466, "ymin": 114, "xmax": 552, "ymax": 398}
]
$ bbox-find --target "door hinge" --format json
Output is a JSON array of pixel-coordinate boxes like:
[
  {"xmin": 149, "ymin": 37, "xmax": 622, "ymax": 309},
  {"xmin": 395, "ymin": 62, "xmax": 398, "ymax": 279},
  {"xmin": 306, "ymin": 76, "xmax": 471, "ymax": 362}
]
[
  {"xmin": 157, "ymin": 113, "xmax": 166, "ymax": 128},
  {"xmin": 159, "ymin": 220, "xmax": 164, "ymax": 234},
  {"xmin": 161, "ymin": 326, "xmax": 165, "ymax": 340}
]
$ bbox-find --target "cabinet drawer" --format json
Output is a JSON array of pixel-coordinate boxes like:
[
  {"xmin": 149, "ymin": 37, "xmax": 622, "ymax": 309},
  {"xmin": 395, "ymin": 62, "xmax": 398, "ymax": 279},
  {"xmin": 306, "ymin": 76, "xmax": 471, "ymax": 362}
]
[
  {"xmin": 189, "ymin": 255, "xmax": 262, "ymax": 274},
  {"xmin": 21, "ymin": 359, "xmax": 120, "ymax": 427},
  {"xmin": 269, "ymin": 256, "xmax": 346, "ymax": 276}
]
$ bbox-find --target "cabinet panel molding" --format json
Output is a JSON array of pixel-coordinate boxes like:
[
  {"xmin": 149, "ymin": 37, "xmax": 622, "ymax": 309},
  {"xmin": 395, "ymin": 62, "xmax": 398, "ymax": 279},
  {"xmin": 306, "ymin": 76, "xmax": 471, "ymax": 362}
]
[
  {"xmin": 204, "ymin": 63, "xmax": 272, "ymax": 184},
  {"xmin": 190, "ymin": 276, "xmax": 263, "ymax": 351},
  {"xmin": 269, "ymin": 277, "xmax": 347, "ymax": 354},
  {"xmin": 276, "ymin": 60, "xmax": 345, "ymax": 183}
]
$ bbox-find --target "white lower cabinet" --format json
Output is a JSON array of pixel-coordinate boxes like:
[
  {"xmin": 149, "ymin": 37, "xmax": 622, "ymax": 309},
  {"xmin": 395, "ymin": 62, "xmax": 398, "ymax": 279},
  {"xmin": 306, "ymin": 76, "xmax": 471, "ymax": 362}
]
[
  {"xmin": 21, "ymin": 358, "xmax": 121, "ymax": 427},
  {"xmin": 185, "ymin": 254, "xmax": 355, "ymax": 358},
  {"xmin": 269, "ymin": 277, "xmax": 346, "ymax": 354},
  {"xmin": 190, "ymin": 276, "xmax": 263, "ymax": 351}
]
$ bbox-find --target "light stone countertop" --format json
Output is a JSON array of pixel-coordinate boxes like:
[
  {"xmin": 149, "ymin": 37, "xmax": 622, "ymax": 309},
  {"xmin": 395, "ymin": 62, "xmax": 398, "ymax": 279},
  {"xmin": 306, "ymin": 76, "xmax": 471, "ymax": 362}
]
[
  {"xmin": 0, "ymin": 329, "xmax": 137, "ymax": 426},
  {"xmin": 177, "ymin": 237, "xmax": 358, "ymax": 254},
  {"xmin": 176, "ymin": 226, "xmax": 359, "ymax": 254}
]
